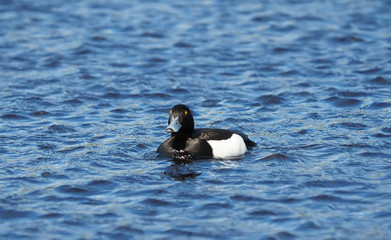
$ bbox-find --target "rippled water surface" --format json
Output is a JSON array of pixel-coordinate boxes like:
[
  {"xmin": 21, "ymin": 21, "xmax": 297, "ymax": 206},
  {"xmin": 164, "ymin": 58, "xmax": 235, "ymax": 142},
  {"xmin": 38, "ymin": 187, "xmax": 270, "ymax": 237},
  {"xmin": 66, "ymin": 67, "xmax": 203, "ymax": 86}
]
[{"xmin": 1, "ymin": 0, "xmax": 391, "ymax": 239}]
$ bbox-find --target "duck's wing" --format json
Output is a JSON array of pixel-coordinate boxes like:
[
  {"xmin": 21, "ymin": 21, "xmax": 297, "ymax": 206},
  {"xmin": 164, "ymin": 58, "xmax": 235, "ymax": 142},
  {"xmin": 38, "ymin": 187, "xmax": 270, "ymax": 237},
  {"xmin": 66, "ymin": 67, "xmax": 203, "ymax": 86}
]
[
  {"xmin": 193, "ymin": 128, "xmax": 256, "ymax": 150},
  {"xmin": 193, "ymin": 128, "xmax": 233, "ymax": 141}
]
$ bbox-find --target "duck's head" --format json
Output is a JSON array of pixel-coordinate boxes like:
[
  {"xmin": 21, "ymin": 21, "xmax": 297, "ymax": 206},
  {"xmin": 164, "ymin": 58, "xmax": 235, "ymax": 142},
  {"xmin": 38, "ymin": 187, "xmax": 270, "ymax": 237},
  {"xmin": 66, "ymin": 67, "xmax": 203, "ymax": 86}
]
[{"xmin": 165, "ymin": 104, "xmax": 194, "ymax": 136}]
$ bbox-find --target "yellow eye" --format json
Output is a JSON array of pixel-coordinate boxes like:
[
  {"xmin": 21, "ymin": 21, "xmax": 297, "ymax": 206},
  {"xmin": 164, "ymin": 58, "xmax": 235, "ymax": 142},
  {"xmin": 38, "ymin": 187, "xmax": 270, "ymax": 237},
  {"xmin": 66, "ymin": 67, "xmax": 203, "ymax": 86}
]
[
  {"xmin": 170, "ymin": 110, "xmax": 172, "ymax": 114},
  {"xmin": 184, "ymin": 110, "xmax": 188, "ymax": 115}
]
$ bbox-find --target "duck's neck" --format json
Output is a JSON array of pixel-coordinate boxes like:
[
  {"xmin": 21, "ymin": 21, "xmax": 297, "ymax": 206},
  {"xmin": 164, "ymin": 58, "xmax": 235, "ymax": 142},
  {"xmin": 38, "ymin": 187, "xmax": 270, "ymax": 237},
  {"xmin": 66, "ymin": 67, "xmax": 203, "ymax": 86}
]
[
  {"xmin": 171, "ymin": 131, "xmax": 192, "ymax": 139},
  {"xmin": 171, "ymin": 133, "xmax": 187, "ymax": 150},
  {"xmin": 171, "ymin": 130, "xmax": 194, "ymax": 150}
]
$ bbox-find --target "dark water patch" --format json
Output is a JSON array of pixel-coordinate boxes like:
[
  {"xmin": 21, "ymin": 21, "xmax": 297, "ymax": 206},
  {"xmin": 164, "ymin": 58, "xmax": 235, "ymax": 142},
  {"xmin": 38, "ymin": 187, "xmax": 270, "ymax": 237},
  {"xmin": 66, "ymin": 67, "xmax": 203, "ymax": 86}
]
[
  {"xmin": 337, "ymin": 91, "xmax": 368, "ymax": 98},
  {"xmin": 1, "ymin": 113, "xmax": 30, "ymax": 120},
  {"xmin": 174, "ymin": 41, "xmax": 194, "ymax": 48},
  {"xmin": 102, "ymin": 92, "xmax": 130, "ymax": 99},
  {"xmin": 144, "ymin": 92, "xmax": 171, "ymax": 99},
  {"xmin": 330, "ymin": 122, "xmax": 367, "ymax": 130},
  {"xmin": 56, "ymin": 184, "xmax": 98, "ymax": 197},
  {"xmin": 72, "ymin": 45, "xmax": 94, "ymax": 55},
  {"xmin": 260, "ymin": 153, "xmax": 289, "ymax": 161},
  {"xmin": 252, "ymin": 15, "xmax": 273, "ymax": 22},
  {"xmin": 110, "ymin": 108, "xmax": 128, "ymax": 113},
  {"xmin": 341, "ymin": 143, "xmax": 371, "ymax": 148},
  {"xmin": 164, "ymin": 164, "xmax": 201, "ymax": 180},
  {"xmin": 293, "ymin": 129, "xmax": 310, "ymax": 135},
  {"xmin": 47, "ymin": 124, "xmax": 76, "ymax": 133},
  {"xmin": 360, "ymin": 151, "xmax": 391, "ymax": 159},
  {"xmin": 296, "ymin": 221, "xmax": 321, "ymax": 231},
  {"xmin": 148, "ymin": 57, "xmax": 169, "ymax": 63},
  {"xmin": 0, "ymin": 209, "xmax": 36, "ymax": 220},
  {"xmin": 31, "ymin": 111, "xmax": 50, "ymax": 116},
  {"xmin": 303, "ymin": 180, "xmax": 361, "ymax": 188},
  {"xmin": 278, "ymin": 197, "xmax": 303, "ymax": 204},
  {"xmin": 162, "ymin": 229, "xmax": 214, "ymax": 239},
  {"xmin": 248, "ymin": 209, "xmax": 277, "ymax": 217},
  {"xmin": 373, "ymin": 211, "xmax": 391, "ymax": 219},
  {"xmin": 357, "ymin": 67, "xmax": 382, "ymax": 74},
  {"xmin": 37, "ymin": 143, "xmax": 57, "ymax": 150},
  {"xmin": 141, "ymin": 198, "xmax": 175, "ymax": 207},
  {"xmin": 114, "ymin": 225, "xmax": 144, "ymax": 235},
  {"xmin": 310, "ymin": 194, "xmax": 368, "ymax": 204},
  {"xmin": 367, "ymin": 102, "xmax": 391, "ymax": 109},
  {"xmin": 273, "ymin": 47, "xmax": 297, "ymax": 54},
  {"xmin": 369, "ymin": 76, "xmax": 391, "ymax": 85},
  {"xmin": 40, "ymin": 172, "xmax": 69, "ymax": 180},
  {"xmin": 372, "ymin": 133, "xmax": 391, "ymax": 138},
  {"xmin": 382, "ymin": 127, "xmax": 391, "ymax": 133},
  {"xmin": 201, "ymin": 202, "xmax": 233, "ymax": 210},
  {"xmin": 281, "ymin": 69, "xmax": 301, "ymax": 76},
  {"xmin": 94, "ymin": 212, "xmax": 118, "ymax": 218},
  {"xmin": 140, "ymin": 32, "xmax": 165, "ymax": 38},
  {"xmin": 41, "ymin": 172, "xmax": 51, "ymax": 177},
  {"xmin": 39, "ymin": 212, "xmax": 63, "ymax": 219},
  {"xmin": 86, "ymin": 180, "xmax": 117, "ymax": 191},
  {"xmin": 110, "ymin": 62, "xmax": 130, "ymax": 69},
  {"xmin": 330, "ymin": 35, "xmax": 364, "ymax": 44},
  {"xmin": 91, "ymin": 35, "xmax": 107, "ymax": 41},
  {"xmin": 307, "ymin": 112, "xmax": 321, "ymax": 119},
  {"xmin": 325, "ymin": 97, "xmax": 362, "ymax": 108},
  {"xmin": 258, "ymin": 95, "xmax": 286, "ymax": 105},
  {"xmin": 310, "ymin": 194, "xmax": 341, "ymax": 202},
  {"xmin": 63, "ymin": 99, "xmax": 83, "ymax": 105},
  {"xmin": 230, "ymin": 195, "xmax": 261, "ymax": 202}
]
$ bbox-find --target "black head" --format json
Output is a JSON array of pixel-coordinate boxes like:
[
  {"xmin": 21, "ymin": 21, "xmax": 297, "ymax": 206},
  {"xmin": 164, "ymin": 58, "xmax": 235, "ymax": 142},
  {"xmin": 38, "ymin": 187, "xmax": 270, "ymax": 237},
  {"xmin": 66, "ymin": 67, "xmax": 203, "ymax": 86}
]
[{"xmin": 165, "ymin": 104, "xmax": 194, "ymax": 136}]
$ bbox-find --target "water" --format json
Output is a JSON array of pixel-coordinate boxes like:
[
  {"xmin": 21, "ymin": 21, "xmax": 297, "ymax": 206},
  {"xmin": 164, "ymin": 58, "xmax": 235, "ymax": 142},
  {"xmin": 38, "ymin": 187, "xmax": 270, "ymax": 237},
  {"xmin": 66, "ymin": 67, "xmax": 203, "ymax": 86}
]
[{"xmin": 1, "ymin": 0, "xmax": 390, "ymax": 239}]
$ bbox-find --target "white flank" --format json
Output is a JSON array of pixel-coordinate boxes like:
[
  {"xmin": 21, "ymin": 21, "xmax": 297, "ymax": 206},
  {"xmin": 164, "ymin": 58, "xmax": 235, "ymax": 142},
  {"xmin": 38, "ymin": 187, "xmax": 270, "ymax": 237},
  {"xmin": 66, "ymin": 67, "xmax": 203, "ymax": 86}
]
[{"xmin": 207, "ymin": 133, "xmax": 247, "ymax": 159}]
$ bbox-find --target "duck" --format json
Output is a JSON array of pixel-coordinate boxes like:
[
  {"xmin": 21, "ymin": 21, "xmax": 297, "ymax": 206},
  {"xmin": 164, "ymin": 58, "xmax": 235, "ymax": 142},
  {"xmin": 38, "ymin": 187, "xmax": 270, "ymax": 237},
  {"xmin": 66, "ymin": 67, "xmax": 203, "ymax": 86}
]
[{"xmin": 157, "ymin": 104, "xmax": 256, "ymax": 159}]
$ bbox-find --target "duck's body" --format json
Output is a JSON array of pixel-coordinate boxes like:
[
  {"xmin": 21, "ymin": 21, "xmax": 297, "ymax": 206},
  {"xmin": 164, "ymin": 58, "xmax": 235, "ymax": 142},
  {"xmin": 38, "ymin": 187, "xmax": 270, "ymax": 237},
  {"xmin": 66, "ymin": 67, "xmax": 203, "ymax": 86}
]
[{"xmin": 157, "ymin": 105, "xmax": 255, "ymax": 159}]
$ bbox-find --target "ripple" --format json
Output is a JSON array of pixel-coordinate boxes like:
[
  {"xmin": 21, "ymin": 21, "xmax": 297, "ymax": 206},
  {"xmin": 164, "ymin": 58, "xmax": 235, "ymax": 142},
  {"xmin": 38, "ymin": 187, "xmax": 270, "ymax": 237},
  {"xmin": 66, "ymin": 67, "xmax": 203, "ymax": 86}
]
[
  {"xmin": 337, "ymin": 91, "xmax": 368, "ymax": 97},
  {"xmin": 382, "ymin": 127, "xmax": 391, "ymax": 133},
  {"xmin": 260, "ymin": 153, "xmax": 289, "ymax": 161},
  {"xmin": 258, "ymin": 95, "xmax": 286, "ymax": 105},
  {"xmin": 164, "ymin": 164, "xmax": 201, "ymax": 180},
  {"xmin": 303, "ymin": 180, "xmax": 361, "ymax": 188},
  {"xmin": 174, "ymin": 42, "xmax": 194, "ymax": 48},
  {"xmin": 31, "ymin": 111, "xmax": 50, "ymax": 116},
  {"xmin": 330, "ymin": 35, "xmax": 364, "ymax": 43},
  {"xmin": 86, "ymin": 180, "xmax": 117, "ymax": 191},
  {"xmin": 369, "ymin": 76, "xmax": 391, "ymax": 85},
  {"xmin": 47, "ymin": 124, "xmax": 76, "ymax": 133},
  {"xmin": 330, "ymin": 122, "xmax": 368, "ymax": 130},
  {"xmin": 63, "ymin": 99, "xmax": 83, "ymax": 105},
  {"xmin": 367, "ymin": 102, "xmax": 391, "ymax": 109},
  {"xmin": 248, "ymin": 209, "xmax": 277, "ymax": 216},
  {"xmin": 201, "ymin": 203, "xmax": 233, "ymax": 210},
  {"xmin": 56, "ymin": 185, "xmax": 92, "ymax": 196},
  {"xmin": 0, "ymin": 209, "xmax": 36, "ymax": 219},
  {"xmin": 141, "ymin": 198, "xmax": 174, "ymax": 207},
  {"xmin": 1, "ymin": 113, "xmax": 30, "ymax": 120},
  {"xmin": 325, "ymin": 97, "xmax": 362, "ymax": 108},
  {"xmin": 296, "ymin": 221, "xmax": 321, "ymax": 230}
]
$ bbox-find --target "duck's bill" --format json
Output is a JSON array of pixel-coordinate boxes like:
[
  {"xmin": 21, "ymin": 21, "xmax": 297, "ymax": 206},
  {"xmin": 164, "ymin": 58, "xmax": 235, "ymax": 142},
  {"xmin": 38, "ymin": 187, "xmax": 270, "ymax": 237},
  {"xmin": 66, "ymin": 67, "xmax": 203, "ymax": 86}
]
[{"xmin": 165, "ymin": 116, "xmax": 181, "ymax": 133}]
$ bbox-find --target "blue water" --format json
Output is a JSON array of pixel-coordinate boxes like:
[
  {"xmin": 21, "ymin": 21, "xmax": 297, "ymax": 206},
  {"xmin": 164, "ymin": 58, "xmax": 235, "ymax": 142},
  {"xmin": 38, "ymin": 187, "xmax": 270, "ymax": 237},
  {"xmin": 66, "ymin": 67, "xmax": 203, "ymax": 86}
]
[{"xmin": 1, "ymin": 0, "xmax": 391, "ymax": 239}]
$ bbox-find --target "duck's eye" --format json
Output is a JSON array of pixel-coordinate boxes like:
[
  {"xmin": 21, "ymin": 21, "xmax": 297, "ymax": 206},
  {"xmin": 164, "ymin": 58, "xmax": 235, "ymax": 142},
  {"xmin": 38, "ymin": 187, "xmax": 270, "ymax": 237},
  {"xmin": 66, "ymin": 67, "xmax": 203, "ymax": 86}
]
[
  {"xmin": 184, "ymin": 110, "xmax": 188, "ymax": 115},
  {"xmin": 170, "ymin": 110, "xmax": 172, "ymax": 114}
]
